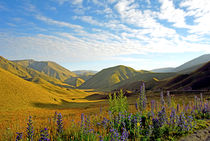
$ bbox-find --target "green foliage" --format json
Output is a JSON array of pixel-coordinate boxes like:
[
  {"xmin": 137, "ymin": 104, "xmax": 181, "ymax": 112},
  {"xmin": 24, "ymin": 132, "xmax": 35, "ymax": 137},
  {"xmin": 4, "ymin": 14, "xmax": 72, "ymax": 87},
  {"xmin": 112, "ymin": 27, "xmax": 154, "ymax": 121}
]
[{"xmin": 108, "ymin": 89, "xmax": 128, "ymax": 115}]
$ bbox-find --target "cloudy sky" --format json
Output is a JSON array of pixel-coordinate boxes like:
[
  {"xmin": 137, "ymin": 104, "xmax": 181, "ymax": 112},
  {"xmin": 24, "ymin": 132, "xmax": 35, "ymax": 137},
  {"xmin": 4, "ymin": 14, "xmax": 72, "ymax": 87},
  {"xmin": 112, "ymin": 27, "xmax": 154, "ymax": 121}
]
[{"xmin": 0, "ymin": 0, "xmax": 210, "ymax": 71}]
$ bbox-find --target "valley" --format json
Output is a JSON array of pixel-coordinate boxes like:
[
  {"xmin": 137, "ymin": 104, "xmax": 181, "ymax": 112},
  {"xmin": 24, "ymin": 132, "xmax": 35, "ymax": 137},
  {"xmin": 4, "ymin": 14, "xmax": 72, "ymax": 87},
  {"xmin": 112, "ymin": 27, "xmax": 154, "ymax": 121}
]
[{"xmin": 0, "ymin": 54, "xmax": 209, "ymax": 140}]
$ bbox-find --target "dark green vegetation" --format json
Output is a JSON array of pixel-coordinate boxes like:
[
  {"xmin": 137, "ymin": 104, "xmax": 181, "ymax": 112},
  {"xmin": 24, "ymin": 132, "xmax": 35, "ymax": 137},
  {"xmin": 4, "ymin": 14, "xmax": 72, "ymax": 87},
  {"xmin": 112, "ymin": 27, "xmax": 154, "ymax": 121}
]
[{"xmin": 151, "ymin": 54, "xmax": 210, "ymax": 73}]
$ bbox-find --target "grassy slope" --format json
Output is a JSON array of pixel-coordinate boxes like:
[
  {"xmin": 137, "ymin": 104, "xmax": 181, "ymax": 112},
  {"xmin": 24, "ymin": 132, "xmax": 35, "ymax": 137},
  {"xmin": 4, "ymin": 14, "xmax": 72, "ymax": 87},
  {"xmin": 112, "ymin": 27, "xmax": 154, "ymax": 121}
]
[
  {"xmin": 0, "ymin": 68, "xmax": 58, "ymax": 110},
  {"xmin": 0, "ymin": 56, "xmax": 93, "ymax": 96},
  {"xmin": 80, "ymin": 65, "xmax": 175, "ymax": 91},
  {"xmin": 156, "ymin": 61, "xmax": 210, "ymax": 90},
  {"xmin": 80, "ymin": 65, "xmax": 137, "ymax": 90},
  {"xmin": 13, "ymin": 59, "xmax": 77, "ymax": 81}
]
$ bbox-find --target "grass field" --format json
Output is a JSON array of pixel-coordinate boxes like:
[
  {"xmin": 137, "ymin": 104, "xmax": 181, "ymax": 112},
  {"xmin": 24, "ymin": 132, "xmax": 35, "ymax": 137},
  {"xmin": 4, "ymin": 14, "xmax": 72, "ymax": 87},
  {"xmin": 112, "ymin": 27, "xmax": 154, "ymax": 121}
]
[{"xmin": 0, "ymin": 88, "xmax": 209, "ymax": 140}]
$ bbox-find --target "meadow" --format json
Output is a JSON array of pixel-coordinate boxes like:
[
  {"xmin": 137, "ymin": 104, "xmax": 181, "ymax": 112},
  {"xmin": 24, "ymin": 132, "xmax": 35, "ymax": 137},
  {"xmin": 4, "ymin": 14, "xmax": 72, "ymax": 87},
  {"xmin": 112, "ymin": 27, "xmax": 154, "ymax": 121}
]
[{"xmin": 0, "ymin": 84, "xmax": 209, "ymax": 141}]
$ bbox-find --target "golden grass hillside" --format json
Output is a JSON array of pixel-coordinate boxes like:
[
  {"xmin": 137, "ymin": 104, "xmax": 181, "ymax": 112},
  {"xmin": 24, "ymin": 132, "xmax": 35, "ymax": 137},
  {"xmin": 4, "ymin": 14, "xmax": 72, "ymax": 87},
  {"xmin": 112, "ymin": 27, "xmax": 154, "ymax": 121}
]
[
  {"xmin": 13, "ymin": 59, "xmax": 77, "ymax": 82},
  {"xmin": 0, "ymin": 68, "xmax": 59, "ymax": 110}
]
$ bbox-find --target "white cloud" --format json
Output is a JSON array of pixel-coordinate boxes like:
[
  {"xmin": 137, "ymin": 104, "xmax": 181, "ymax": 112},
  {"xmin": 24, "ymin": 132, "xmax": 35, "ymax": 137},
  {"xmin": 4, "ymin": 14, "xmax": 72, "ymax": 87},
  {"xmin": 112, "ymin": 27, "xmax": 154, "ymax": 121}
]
[
  {"xmin": 180, "ymin": 0, "xmax": 210, "ymax": 35},
  {"xmin": 158, "ymin": 0, "xmax": 188, "ymax": 28},
  {"xmin": 36, "ymin": 15, "xmax": 83, "ymax": 29},
  {"xmin": 74, "ymin": 16, "xmax": 103, "ymax": 26}
]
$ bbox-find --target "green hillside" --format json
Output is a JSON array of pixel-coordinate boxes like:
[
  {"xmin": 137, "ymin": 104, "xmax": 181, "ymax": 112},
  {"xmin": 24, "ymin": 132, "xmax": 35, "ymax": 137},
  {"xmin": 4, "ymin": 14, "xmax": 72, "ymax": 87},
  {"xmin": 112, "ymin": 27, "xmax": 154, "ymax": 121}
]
[
  {"xmin": 80, "ymin": 65, "xmax": 175, "ymax": 91},
  {"xmin": 13, "ymin": 59, "xmax": 77, "ymax": 81}
]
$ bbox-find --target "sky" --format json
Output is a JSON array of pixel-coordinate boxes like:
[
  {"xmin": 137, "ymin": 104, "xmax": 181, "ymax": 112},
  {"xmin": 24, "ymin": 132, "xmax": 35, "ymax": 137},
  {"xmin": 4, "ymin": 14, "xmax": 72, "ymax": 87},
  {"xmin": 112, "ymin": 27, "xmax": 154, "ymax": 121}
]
[{"xmin": 0, "ymin": 0, "xmax": 210, "ymax": 71}]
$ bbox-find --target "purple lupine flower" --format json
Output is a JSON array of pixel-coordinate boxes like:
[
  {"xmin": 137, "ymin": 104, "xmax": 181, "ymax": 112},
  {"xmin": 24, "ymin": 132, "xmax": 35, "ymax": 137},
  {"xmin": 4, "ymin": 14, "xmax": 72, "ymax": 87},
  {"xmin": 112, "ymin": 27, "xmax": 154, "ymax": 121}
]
[
  {"xmin": 26, "ymin": 116, "xmax": 34, "ymax": 141},
  {"xmin": 158, "ymin": 107, "xmax": 166, "ymax": 127},
  {"xmin": 186, "ymin": 115, "xmax": 193, "ymax": 131},
  {"xmin": 16, "ymin": 132, "xmax": 23, "ymax": 141},
  {"xmin": 200, "ymin": 93, "xmax": 203, "ymax": 107},
  {"xmin": 167, "ymin": 91, "xmax": 171, "ymax": 108},
  {"xmin": 39, "ymin": 128, "xmax": 50, "ymax": 141},
  {"xmin": 177, "ymin": 104, "xmax": 180, "ymax": 113},
  {"xmin": 169, "ymin": 108, "xmax": 176, "ymax": 126},
  {"xmin": 184, "ymin": 104, "xmax": 189, "ymax": 113},
  {"xmin": 81, "ymin": 113, "xmax": 85, "ymax": 126},
  {"xmin": 121, "ymin": 127, "xmax": 129, "ymax": 141},
  {"xmin": 101, "ymin": 117, "xmax": 108, "ymax": 128},
  {"xmin": 197, "ymin": 98, "xmax": 201, "ymax": 111},
  {"xmin": 57, "ymin": 113, "xmax": 63, "ymax": 135},
  {"xmin": 202, "ymin": 103, "xmax": 208, "ymax": 114},
  {"xmin": 110, "ymin": 128, "xmax": 120, "ymax": 141},
  {"xmin": 137, "ymin": 82, "xmax": 147, "ymax": 111},
  {"xmin": 152, "ymin": 118, "xmax": 161, "ymax": 129},
  {"xmin": 177, "ymin": 112, "xmax": 187, "ymax": 132},
  {"xmin": 99, "ymin": 135, "xmax": 103, "ymax": 141},
  {"xmin": 160, "ymin": 91, "xmax": 165, "ymax": 108},
  {"xmin": 194, "ymin": 96, "xmax": 198, "ymax": 110},
  {"xmin": 135, "ymin": 102, "xmax": 138, "ymax": 111},
  {"xmin": 151, "ymin": 100, "xmax": 155, "ymax": 117}
]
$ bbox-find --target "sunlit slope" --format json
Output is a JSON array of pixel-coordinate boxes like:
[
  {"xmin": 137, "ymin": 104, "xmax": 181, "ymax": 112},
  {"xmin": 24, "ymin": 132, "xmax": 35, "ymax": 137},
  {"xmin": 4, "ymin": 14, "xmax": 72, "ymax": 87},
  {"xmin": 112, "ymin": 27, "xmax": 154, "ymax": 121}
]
[
  {"xmin": 13, "ymin": 59, "xmax": 77, "ymax": 81},
  {"xmin": 80, "ymin": 65, "xmax": 175, "ymax": 90},
  {"xmin": 157, "ymin": 61, "xmax": 210, "ymax": 90},
  {"xmin": 0, "ymin": 68, "xmax": 58, "ymax": 110},
  {"xmin": 0, "ymin": 56, "xmax": 74, "ymax": 89},
  {"xmin": 80, "ymin": 65, "xmax": 137, "ymax": 90}
]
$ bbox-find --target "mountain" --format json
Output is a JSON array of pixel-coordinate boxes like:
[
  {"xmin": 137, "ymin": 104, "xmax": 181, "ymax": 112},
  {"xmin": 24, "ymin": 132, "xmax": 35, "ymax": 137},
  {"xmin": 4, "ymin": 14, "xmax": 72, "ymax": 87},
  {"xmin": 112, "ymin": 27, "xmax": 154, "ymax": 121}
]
[
  {"xmin": 157, "ymin": 61, "xmax": 210, "ymax": 90},
  {"xmin": 0, "ymin": 56, "xmax": 75, "ymax": 91},
  {"xmin": 73, "ymin": 70, "xmax": 97, "ymax": 81},
  {"xmin": 80, "ymin": 65, "xmax": 137, "ymax": 90},
  {"xmin": 13, "ymin": 59, "xmax": 77, "ymax": 82},
  {"xmin": 80, "ymin": 65, "xmax": 175, "ymax": 91},
  {"xmin": 151, "ymin": 54, "xmax": 210, "ymax": 73},
  {"xmin": 0, "ymin": 67, "xmax": 59, "ymax": 110},
  {"xmin": 175, "ymin": 54, "xmax": 210, "ymax": 72}
]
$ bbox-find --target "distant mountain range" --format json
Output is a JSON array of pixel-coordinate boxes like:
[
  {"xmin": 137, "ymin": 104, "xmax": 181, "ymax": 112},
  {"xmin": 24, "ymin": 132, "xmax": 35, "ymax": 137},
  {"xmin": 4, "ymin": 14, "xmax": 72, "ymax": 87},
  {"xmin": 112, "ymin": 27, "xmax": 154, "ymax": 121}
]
[{"xmin": 151, "ymin": 54, "xmax": 210, "ymax": 73}]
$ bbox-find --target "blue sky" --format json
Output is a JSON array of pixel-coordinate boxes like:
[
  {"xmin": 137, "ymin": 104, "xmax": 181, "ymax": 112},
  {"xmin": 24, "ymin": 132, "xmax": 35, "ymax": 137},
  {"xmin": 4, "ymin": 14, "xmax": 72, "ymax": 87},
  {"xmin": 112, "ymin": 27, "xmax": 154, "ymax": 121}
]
[{"xmin": 0, "ymin": 0, "xmax": 210, "ymax": 71}]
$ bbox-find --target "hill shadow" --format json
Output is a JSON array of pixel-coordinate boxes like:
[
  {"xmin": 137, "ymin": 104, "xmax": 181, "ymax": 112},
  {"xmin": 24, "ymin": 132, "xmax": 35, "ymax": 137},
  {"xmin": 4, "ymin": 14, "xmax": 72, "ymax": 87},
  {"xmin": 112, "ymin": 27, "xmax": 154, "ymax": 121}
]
[{"xmin": 32, "ymin": 99, "xmax": 102, "ymax": 109}]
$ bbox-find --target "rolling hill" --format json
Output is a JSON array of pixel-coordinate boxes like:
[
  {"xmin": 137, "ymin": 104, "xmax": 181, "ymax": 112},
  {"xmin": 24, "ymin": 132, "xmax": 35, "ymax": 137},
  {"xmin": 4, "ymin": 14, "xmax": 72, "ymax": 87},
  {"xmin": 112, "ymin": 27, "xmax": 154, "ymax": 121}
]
[
  {"xmin": 13, "ymin": 59, "xmax": 77, "ymax": 81},
  {"xmin": 151, "ymin": 54, "xmax": 210, "ymax": 73},
  {"xmin": 0, "ymin": 56, "xmax": 76, "ymax": 93},
  {"xmin": 80, "ymin": 65, "xmax": 175, "ymax": 91},
  {"xmin": 156, "ymin": 61, "xmax": 210, "ymax": 90},
  {"xmin": 0, "ymin": 67, "xmax": 59, "ymax": 110},
  {"xmin": 79, "ymin": 65, "xmax": 137, "ymax": 90}
]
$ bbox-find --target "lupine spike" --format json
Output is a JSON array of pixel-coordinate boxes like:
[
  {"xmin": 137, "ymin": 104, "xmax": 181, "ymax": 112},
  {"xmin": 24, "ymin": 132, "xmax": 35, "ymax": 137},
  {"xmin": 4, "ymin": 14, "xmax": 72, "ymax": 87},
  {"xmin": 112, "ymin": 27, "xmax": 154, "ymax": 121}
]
[
  {"xmin": 57, "ymin": 113, "xmax": 63, "ymax": 135},
  {"xmin": 26, "ymin": 116, "xmax": 34, "ymax": 141},
  {"xmin": 39, "ymin": 128, "xmax": 50, "ymax": 141},
  {"xmin": 16, "ymin": 132, "xmax": 23, "ymax": 141}
]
